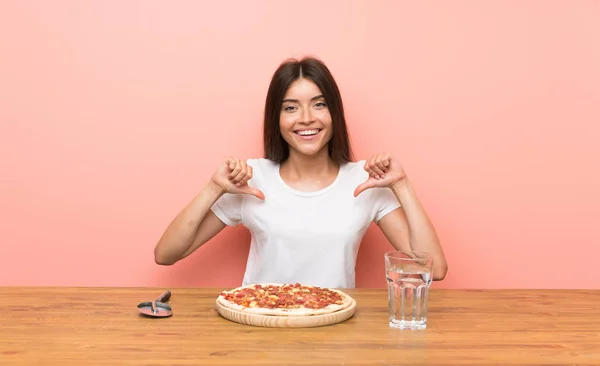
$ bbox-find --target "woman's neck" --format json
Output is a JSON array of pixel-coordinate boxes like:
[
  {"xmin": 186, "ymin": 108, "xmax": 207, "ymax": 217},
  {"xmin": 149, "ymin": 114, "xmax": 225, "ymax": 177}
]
[{"xmin": 279, "ymin": 148, "xmax": 339, "ymax": 191}]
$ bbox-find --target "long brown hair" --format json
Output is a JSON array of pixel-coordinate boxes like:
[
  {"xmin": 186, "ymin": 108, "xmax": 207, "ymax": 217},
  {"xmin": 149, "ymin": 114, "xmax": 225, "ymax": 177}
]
[{"xmin": 263, "ymin": 56, "xmax": 354, "ymax": 164}]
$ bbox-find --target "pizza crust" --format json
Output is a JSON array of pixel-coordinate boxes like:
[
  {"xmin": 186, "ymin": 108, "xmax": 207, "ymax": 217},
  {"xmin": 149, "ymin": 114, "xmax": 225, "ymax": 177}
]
[{"xmin": 216, "ymin": 283, "xmax": 354, "ymax": 317}]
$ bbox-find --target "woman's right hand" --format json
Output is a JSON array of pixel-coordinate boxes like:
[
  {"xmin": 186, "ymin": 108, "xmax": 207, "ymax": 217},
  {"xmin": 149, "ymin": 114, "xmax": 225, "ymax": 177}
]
[{"xmin": 211, "ymin": 157, "xmax": 265, "ymax": 200}]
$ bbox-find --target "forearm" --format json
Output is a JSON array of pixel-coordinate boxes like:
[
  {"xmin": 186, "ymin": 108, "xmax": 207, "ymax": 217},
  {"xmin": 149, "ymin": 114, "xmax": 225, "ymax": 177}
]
[
  {"xmin": 154, "ymin": 181, "xmax": 224, "ymax": 265},
  {"xmin": 390, "ymin": 178, "xmax": 448, "ymax": 279}
]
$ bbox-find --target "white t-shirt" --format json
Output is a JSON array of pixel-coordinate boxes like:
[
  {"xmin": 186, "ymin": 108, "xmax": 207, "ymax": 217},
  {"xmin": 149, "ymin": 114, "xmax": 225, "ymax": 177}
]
[{"xmin": 210, "ymin": 158, "xmax": 401, "ymax": 288}]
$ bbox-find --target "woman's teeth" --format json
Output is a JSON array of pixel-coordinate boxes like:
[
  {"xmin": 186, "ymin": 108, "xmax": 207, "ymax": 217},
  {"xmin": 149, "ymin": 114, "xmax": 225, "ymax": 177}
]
[{"xmin": 296, "ymin": 129, "xmax": 320, "ymax": 136}]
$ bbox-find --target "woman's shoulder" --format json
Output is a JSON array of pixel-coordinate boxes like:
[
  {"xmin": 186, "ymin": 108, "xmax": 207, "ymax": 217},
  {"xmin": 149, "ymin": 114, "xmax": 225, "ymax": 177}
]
[
  {"xmin": 344, "ymin": 160, "xmax": 367, "ymax": 169},
  {"xmin": 244, "ymin": 158, "xmax": 280, "ymax": 180},
  {"xmin": 341, "ymin": 160, "xmax": 368, "ymax": 179}
]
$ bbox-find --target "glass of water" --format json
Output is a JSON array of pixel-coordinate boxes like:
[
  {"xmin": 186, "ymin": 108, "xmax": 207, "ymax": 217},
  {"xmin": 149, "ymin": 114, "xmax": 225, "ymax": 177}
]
[{"xmin": 385, "ymin": 250, "xmax": 433, "ymax": 330}]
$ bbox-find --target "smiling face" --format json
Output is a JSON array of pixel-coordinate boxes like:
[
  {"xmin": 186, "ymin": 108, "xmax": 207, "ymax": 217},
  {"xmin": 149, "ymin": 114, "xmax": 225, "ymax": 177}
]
[
  {"xmin": 263, "ymin": 57, "xmax": 353, "ymax": 165},
  {"xmin": 279, "ymin": 78, "xmax": 333, "ymax": 159}
]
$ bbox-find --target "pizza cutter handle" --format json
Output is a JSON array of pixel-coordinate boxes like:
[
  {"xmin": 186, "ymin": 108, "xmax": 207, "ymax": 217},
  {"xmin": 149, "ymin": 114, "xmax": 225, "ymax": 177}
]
[{"xmin": 156, "ymin": 290, "xmax": 171, "ymax": 303}]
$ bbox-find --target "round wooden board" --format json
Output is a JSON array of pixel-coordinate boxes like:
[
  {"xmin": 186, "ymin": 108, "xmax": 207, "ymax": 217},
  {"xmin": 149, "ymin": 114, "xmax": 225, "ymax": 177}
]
[{"xmin": 215, "ymin": 298, "xmax": 356, "ymax": 328}]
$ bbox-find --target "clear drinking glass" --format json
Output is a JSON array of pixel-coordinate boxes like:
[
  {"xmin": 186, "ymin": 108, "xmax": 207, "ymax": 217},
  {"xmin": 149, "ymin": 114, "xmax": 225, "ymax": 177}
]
[{"xmin": 384, "ymin": 250, "xmax": 433, "ymax": 330}]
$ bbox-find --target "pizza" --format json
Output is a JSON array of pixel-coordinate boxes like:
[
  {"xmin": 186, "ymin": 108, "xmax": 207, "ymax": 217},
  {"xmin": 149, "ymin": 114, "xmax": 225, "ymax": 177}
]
[{"xmin": 216, "ymin": 282, "xmax": 354, "ymax": 316}]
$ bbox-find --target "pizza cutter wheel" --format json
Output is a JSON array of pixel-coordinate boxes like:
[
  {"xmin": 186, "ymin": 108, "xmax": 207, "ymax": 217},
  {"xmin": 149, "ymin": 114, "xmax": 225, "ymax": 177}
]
[{"xmin": 137, "ymin": 290, "xmax": 173, "ymax": 318}]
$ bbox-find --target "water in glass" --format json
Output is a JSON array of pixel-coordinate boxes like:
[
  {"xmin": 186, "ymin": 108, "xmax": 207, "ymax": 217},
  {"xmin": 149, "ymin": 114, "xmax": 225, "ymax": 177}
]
[{"xmin": 385, "ymin": 251, "xmax": 433, "ymax": 330}]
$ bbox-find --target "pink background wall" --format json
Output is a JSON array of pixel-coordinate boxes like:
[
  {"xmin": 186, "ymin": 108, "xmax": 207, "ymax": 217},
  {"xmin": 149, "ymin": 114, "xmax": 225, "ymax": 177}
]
[{"xmin": 1, "ymin": 1, "xmax": 599, "ymax": 289}]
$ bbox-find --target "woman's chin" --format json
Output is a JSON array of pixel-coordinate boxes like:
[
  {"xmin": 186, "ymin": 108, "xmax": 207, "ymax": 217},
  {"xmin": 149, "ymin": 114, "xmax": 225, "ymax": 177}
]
[{"xmin": 290, "ymin": 145, "xmax": 329, "ymax": 158}]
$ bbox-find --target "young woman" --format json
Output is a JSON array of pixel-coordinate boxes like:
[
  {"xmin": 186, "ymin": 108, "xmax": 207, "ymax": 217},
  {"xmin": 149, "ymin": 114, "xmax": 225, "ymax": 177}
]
[{"xmin": 154, "ymin": 57, "xmax": 448, "ymax": 288}]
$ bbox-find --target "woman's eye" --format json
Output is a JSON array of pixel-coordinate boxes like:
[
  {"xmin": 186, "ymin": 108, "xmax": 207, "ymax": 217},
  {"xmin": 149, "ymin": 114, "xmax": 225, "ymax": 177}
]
[
  {"xmin": 314, "ymin": 102, "xmax": 327, "ymax": 108},
  {"xmin": 283, "ymin": 105, "xmax": 296, "ymax": 112}
]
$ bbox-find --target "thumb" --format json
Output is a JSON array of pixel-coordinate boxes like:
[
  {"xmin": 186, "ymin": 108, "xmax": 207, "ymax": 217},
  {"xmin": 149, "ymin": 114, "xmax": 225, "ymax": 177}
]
[
  {"xmin": 354, "ymin": 180, "xmax": 375, "ymax": 197},
  {"xmin": 239, "ymin": 186, "xmax": 265, "ymax": 200}
]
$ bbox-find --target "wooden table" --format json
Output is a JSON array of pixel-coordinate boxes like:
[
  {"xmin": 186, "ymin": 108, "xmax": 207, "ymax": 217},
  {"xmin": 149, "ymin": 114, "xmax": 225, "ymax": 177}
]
[{"xmin": 1, "ymin": 287, "xmax": 599, "ymax": 365}]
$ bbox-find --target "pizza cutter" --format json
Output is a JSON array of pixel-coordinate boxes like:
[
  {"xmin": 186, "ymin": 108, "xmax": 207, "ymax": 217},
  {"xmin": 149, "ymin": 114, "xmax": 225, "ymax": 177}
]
[{"xmin": 137, "ymin": 290, "xmax": 173, "ymax": 318}]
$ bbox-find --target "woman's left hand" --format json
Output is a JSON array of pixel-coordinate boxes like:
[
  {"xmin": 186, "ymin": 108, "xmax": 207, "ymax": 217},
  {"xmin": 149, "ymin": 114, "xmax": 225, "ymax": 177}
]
[{"xmin": 354, "ymin": 152, "xmax": 407, "ymax": 197}]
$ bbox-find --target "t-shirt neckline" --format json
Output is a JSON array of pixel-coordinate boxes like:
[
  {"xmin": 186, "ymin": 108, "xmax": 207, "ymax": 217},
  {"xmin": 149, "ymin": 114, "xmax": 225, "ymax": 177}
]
[{"xmin": 276, "ymin": 163, "xmax": 345, "ymax": 197}]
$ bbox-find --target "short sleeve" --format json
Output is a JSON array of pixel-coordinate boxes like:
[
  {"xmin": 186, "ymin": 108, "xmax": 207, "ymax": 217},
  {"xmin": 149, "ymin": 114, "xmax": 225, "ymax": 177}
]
[
  {"xmin": 371, "ymin": 187, "xmax": 401, "ymax": 223},
  {"xmin": 211, "ymin": 193, "xmax": 243, "ymax": 226}
]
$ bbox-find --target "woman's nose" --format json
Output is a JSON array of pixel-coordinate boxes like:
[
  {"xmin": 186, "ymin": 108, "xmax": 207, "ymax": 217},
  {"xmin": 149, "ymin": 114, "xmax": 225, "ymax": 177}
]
[{"xmin": 298, "ymin": 108, "xmax": 315, "ymax": 124}]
